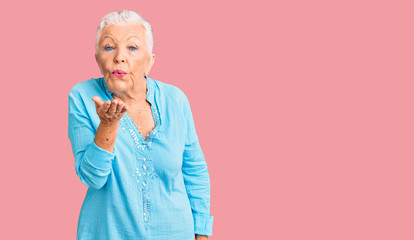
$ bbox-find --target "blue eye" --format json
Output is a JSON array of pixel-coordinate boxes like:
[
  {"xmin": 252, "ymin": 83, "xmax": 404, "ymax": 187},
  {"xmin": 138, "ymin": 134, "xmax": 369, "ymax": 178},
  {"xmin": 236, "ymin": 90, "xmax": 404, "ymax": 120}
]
[
  {"xmin": 104, "ymin": 46, "xmax": 114, "ymax": 51},
  {"xmin": 129, "ymin": 46, "xmax": 137, "ymax": 51}
]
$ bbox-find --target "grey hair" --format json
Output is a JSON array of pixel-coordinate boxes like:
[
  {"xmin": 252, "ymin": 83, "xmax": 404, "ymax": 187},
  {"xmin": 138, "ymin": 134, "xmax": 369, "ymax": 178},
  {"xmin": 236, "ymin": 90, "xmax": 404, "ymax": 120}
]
[{"xmin": 95, "ymin": 10, "xmax": 154, "ymax": 55}]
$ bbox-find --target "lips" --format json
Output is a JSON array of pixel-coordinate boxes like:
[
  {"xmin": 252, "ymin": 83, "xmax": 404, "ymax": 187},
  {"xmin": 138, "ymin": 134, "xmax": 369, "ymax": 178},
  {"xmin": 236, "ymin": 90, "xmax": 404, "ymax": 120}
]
[{"xmin": 112, "ymin": 69, "xmax": 126, "ymax": 78}]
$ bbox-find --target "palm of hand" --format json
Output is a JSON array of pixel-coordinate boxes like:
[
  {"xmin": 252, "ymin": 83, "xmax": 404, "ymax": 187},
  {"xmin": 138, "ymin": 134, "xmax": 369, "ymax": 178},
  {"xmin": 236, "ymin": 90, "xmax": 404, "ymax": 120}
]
[{"xmin": 92, "ymin": 96, "xmax": 129, "ymax": 125}]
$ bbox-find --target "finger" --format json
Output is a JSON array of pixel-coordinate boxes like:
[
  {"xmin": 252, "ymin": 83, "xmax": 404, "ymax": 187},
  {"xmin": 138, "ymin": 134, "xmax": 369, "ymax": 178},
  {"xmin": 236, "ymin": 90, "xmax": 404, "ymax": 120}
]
[
  {"xmin": 102, "ymin": 101, "xmax": 111, "ymax": 112},
  {"xmin": 115, "ymin": 102, "xmax": 123, "ymax": 113},
  {"xmin": 108, "ymin": 100, "xmax": 118, "ymax": 114},
  {"xmin": 121, "ymin": 104, "xmax": 129, "ymax": 113},
  {"xmin": 92, "ymin": 96, "xmax": 103, "ymax": 109}
]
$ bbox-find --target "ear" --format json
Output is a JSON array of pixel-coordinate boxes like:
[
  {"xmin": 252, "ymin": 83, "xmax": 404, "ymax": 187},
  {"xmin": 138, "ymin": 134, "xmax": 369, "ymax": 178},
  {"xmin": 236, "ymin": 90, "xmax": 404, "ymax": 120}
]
[
  {"xmin": 150, "ymin": 53, "xmax": 155, "ymax": 68},
  {"xmin": 95, "ymin": 53, "xmax": 103, "ymax": 75},
  {"xmin": 146, "ymin": 53, "xmax": 156, "ymax": 75}
]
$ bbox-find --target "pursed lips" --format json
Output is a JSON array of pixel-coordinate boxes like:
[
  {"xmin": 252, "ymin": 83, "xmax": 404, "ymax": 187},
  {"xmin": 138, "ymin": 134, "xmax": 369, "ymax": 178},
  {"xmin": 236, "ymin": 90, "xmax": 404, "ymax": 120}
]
[{"xmin": 112, "ymin": 69, "xmax": 126, "ymax": 78}]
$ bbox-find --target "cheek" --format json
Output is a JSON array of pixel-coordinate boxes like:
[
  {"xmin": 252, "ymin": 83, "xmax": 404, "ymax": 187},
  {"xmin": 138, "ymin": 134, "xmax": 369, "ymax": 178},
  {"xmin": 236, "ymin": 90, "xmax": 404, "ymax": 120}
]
[
  {"xmin": 102, "ymin": 61, "xmax": 113, "ymax": 72},
  {"xmin": 131, "ymin": 59, "xmax": 146, "ymax": 70},
  {"xmin": 98, "ymin": 55, "xmax": 112, "ymax": 68}
]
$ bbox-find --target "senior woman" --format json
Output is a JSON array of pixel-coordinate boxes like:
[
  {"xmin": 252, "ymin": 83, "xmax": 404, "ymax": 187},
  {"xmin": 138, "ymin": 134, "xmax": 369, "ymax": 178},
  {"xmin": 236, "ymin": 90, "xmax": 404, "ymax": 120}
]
[{"xmin": 68, "ymin": 10, "xmax": 213, "ymax": 240}]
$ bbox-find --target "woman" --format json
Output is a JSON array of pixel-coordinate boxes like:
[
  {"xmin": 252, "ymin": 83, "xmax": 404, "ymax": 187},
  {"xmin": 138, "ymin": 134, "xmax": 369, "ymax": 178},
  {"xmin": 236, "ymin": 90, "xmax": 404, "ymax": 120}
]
[{"xmin": 68, "ymin": 10, "xmax": 213, "ymax": 240}]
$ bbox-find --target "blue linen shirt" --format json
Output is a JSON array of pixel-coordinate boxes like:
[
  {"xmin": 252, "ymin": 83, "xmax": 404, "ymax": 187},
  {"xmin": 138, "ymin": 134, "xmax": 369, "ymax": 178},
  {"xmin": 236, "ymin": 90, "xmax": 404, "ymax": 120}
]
[{"xmin": 68, "ymin": 76, "xmax": 214, "ymax": 240}]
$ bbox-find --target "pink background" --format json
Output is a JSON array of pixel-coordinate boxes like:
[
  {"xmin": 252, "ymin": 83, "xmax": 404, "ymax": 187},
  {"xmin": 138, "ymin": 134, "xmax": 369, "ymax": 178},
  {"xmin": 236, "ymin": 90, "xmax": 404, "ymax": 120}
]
[{"xmin": 1, "ymin": 0, "xmax": 413, "ymax": 239}]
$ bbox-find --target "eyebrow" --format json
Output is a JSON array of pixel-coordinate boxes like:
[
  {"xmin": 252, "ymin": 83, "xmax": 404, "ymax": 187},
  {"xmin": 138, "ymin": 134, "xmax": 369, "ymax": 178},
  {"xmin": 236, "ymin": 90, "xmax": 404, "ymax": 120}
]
[
  {"xmin": 101, "ymin": 36, "xmax": 141, "ymax": 42},
  {"xmin": 127, "ymin": 36, "xmax": 140, "ymax": 41}
]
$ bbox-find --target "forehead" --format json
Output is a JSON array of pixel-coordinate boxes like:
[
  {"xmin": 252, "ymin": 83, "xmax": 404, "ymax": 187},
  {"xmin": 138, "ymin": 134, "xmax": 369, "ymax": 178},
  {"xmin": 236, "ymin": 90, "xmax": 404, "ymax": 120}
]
[{"xmin": 100, "ymin": 23, "xmax": 146, "ymax": 42}]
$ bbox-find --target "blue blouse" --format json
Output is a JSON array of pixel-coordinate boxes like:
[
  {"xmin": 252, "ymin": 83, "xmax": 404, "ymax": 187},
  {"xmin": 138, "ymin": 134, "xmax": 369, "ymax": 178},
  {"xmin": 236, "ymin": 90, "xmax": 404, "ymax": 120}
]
[{"xmin": 68, "ymin": 76, "xmax": 214, "ymax": 240}]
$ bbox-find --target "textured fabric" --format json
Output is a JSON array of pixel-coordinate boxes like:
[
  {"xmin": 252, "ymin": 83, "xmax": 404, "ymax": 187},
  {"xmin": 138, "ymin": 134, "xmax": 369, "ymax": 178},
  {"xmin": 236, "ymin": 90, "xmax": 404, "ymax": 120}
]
[{"xmin": 68, "ymin": 76, "xmax": 213, "ymax": 240}]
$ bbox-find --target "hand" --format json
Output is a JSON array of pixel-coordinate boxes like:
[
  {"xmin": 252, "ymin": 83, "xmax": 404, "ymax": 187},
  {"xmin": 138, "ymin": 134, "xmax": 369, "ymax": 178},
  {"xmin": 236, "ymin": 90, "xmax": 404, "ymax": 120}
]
[
  {"xmin": 195, "ymin": 234, "xmax": 208, "ymax": 240},
  {"xmin": 92, "ymin": 96, "xmax": 128, "ymax": 125}
]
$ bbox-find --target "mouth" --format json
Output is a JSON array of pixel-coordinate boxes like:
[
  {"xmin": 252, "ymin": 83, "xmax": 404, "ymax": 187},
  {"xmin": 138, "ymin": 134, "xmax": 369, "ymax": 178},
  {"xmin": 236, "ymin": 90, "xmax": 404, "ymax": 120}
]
[{"xmin": 112, "ymin": 70, "xmax": 126, "ymax": 78}]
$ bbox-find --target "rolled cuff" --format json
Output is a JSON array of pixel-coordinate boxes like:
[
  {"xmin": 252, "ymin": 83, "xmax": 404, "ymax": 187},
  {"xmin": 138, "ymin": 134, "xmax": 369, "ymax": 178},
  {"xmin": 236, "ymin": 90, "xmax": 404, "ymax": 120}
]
[
  {"xmin": 193, "ymin": 213, "xmax": 214, "ymax": 236},
  {"xmin": 83, "ymin": 139, "xmax": 115, "ymax": 170}
]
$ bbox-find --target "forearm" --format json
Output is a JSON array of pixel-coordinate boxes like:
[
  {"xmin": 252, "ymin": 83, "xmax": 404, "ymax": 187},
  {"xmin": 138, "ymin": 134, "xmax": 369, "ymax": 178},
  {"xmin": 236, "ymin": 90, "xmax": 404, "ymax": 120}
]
[
  {"xmin": 69, "ymin": 120, "xmax": 118, "ymax": 190},
  {"xmin": 183, "ymin": 140, "xmax": 214, "ymax": 236},
  {"xmin": 94, "ymin": 121, "xmax": 120, "ymax": 153},
  {"xmin": 195, "ymin": 234, "xmax": 208, "ymax": 240}
]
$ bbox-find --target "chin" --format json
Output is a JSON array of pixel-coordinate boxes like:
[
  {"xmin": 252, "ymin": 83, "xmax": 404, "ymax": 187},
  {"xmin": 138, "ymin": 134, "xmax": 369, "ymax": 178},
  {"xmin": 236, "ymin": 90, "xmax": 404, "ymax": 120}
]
[{"xmin": 107, "ymin": 77, "xmax": 129, "ymax": 91}]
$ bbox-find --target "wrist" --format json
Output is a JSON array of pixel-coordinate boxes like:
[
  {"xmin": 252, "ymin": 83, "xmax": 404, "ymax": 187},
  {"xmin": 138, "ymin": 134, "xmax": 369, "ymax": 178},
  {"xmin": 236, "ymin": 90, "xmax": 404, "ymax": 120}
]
[
  {"xmin": 195, "ymin": 234, "xmax": 208, "ymax": 240},
  {"xmin": 99, "ymin": 120, "xmax": 120, "ymax": 128}
]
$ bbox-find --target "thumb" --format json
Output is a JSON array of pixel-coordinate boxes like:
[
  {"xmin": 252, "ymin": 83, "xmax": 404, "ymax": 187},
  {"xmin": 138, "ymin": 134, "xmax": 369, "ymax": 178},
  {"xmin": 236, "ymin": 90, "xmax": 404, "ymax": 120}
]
[{"xmin": 92, "ymin": 96, "xmax": 103, "ymax": 109}]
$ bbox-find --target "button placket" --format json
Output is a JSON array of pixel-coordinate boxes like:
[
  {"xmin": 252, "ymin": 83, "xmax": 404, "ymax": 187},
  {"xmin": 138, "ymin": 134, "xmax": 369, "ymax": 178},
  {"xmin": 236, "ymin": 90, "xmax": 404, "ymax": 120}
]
[{"xmin": 101, "ymin": 76, "xmax": 161, "ymax": 227}]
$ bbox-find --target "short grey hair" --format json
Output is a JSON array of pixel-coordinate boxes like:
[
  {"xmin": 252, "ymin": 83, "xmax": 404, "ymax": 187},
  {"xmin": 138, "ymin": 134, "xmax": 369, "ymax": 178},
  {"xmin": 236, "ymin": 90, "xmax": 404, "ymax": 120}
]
[{"xmin": 95, "ymin": 10, "xmax": 154, "ymax": 55}]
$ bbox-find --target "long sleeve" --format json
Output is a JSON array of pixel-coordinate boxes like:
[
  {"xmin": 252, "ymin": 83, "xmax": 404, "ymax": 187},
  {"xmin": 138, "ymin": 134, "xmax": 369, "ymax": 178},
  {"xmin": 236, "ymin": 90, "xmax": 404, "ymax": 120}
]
[
  {"xmin": 181, "ymin": 93, "xmax": 214, "ymax": 236},
  {"xmin": 68, "ymin": 88, "xmax": 116, "ymax": 190}
]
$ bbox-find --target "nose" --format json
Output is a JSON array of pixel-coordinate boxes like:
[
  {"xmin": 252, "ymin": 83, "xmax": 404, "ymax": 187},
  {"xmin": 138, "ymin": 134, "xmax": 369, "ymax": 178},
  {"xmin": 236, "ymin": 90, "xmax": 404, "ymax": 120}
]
[{"xmin": 114, "ymin": 48, "xmax": 126, "ymax": 63}]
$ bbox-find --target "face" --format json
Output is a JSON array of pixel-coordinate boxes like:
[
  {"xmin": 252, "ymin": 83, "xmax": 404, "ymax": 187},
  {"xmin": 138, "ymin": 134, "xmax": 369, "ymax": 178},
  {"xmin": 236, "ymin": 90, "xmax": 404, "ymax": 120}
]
[{"xmin": 95, "ymin": 23, "xmax": 155, "ymax": 96}]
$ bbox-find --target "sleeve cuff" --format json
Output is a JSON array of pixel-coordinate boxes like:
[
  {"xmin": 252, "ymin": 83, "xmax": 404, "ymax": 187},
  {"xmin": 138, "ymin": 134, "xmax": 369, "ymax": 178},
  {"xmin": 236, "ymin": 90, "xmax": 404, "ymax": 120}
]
[
  {"xmin": 193, "ymin": 213, "xmax": 214, "ymax": 236},
  {"xmin": 83, "ymin": 140, "xmax": 116, "ymax": 170}
]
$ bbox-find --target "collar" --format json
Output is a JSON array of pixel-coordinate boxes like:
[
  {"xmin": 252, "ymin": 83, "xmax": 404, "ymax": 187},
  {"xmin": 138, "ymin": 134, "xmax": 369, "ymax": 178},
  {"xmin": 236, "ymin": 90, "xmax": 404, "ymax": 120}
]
[{"xmin": 100, "ymin": 75, "xmax": 155, "ymax": 105}]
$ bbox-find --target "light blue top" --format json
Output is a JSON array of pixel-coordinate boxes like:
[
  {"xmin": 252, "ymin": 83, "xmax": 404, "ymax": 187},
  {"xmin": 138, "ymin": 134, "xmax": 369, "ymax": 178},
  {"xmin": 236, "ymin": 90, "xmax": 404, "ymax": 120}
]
[{"xmin": 68, "ymin": 76, "xmax": 213, "ymax": 240}]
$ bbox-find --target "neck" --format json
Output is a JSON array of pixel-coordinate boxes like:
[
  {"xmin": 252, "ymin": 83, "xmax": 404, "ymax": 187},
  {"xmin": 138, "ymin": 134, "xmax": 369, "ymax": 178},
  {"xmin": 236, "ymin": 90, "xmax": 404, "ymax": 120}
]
[{"xmin": 111, "ymin": 77, "xmax": 148, "ymax": 106}]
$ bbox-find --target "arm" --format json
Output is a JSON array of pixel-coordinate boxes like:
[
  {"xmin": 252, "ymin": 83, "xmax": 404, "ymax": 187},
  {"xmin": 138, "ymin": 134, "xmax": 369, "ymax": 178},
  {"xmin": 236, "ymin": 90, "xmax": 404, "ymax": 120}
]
[
  {"xmin": 94, "ymin": 118, "xmax": 120, "ymax": 153},
  {"xmin": 195, "ymin": 234, "xmax": 209, "ymax": 240},
  {"xmin": 181, "ymin": 93, "xmax": 214, "ymax": 236},
  {"xmin": 68, "ymin": 89, "xmax": 116, "ymax": 190}
]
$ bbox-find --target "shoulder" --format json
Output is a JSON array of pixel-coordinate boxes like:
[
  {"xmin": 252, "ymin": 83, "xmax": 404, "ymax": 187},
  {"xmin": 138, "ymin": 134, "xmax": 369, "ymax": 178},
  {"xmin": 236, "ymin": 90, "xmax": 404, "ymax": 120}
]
[
  {"xmin": 152, "ymin": 78, "xmax": 190, "ymax": 106},
  {"xmin": 68, "ymin": 77, "xmax": 107, "ymax": 119},
  {"xmin": 69, "ymin": 77, "xmax": 101, "ymax": 96},
  {"xmin": 68, "ymin": 77, "xmax": 109, "ymax": 109}
]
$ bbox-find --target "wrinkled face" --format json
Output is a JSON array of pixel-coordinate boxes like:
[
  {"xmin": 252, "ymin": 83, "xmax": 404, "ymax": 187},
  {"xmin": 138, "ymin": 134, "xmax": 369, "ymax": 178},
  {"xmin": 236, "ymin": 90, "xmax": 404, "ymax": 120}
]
[{"xmin": 95, "ymin": 23, "xmax": 155, "ymax": 96}]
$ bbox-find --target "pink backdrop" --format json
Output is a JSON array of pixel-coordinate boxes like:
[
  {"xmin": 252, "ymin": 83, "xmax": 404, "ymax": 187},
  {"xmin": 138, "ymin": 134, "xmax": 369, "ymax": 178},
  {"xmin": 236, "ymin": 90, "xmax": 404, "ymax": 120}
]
[{"xmin": 1, "ymin": 0, "xmax": 413, "ymax": 239}]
